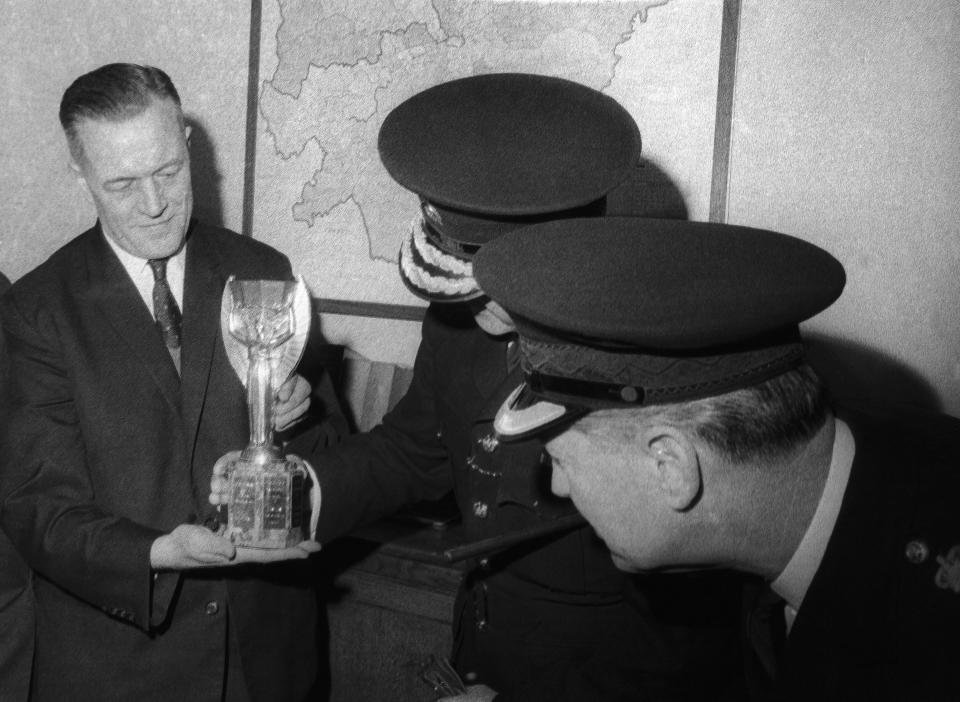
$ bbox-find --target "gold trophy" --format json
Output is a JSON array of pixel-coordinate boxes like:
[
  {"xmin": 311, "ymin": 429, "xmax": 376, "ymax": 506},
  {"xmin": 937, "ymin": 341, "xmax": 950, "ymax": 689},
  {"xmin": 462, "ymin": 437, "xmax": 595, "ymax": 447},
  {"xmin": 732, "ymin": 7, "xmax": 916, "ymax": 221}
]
[{"xmin": 219, "ymin": 276, "xmax": 315, "ymax": 548}]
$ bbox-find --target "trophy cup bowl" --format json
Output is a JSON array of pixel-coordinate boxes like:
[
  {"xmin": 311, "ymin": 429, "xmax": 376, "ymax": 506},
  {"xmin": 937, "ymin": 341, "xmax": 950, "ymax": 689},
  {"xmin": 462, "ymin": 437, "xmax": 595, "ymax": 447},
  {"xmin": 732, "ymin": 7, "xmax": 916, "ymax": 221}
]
[{"xmin": 219, "ymin": 276, "xmax": 313, "ymax": 549}]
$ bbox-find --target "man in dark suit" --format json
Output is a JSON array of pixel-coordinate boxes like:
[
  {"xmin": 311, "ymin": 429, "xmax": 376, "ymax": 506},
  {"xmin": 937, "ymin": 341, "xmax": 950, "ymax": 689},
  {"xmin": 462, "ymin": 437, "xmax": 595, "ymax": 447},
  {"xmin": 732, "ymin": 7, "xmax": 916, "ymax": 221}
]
[
  {"xmin": 0, "ymin": 270, "xmax": 34, "ymax": 702},
  {"xmin": 0, "ymin": 63, "xmax": 325, "ymax": 702},
  {"xmin": 474, "ymin": 216, "xmax": 960, "ymax": 701}
]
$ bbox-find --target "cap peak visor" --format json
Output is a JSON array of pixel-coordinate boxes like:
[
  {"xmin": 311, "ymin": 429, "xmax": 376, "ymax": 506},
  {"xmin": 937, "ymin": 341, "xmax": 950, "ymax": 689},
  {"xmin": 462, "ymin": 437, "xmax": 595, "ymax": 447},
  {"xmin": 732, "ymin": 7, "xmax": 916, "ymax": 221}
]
[{"xmin": 494, "ymin": 383, "xmax": 583, "ymax": 441}]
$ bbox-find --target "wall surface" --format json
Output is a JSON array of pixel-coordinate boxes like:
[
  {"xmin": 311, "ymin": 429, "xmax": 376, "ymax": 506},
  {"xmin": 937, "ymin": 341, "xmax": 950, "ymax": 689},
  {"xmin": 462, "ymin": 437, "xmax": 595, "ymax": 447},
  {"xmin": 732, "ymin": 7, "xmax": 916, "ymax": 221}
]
[
  {"xmin": 250, "ymin": 0, "xmax": 723, "ymax": 365},
  {"xmin": 1, "ymin": 0, "xmax": 957, "ymax": 416},
  {"xmin": 0, "ymin": 1, "xmax": 251, "ymax": 283},
  {"xmin": 728, "ymin": 0, "xmax": 960, "ymax": 415}
]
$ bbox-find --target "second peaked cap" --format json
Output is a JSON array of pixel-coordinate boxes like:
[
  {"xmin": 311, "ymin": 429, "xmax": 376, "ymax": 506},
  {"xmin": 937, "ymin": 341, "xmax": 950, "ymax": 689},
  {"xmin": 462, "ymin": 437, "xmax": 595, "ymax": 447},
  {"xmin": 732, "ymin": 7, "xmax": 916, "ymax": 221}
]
[
  {"xmin": 473, "ymin": 218, "xmax": 846, "ymax": 436},
  {"xmin": 378, "ymin": 73, "xmax": 642, "ymax": 241}
]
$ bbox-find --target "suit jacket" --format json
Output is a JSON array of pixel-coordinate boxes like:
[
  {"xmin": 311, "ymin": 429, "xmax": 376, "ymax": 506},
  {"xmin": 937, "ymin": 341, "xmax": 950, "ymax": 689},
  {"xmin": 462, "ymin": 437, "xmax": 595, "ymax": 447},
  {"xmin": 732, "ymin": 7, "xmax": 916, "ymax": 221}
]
[
  {"xmin": 0, "ymin": 222, "xmax": 319, "ymax": 702},
  {"xmin": 0, "ymin": 300, "xmax": 34, "ymax": 702},
  {"xmin": 771, "ymin": 406, "xmax": 960, "ymax": 700},
  {"xmin": 305, "ymin": 304, "xmax": 744, "ymax": 701}
]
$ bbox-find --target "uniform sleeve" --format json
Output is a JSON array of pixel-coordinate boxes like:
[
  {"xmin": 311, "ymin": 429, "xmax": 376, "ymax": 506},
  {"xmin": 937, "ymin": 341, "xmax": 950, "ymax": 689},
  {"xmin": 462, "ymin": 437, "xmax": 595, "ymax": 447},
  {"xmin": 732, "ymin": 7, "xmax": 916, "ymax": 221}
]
[
  {"xmin": 294, "ymin": 311, "xmax": 453, "ymax": 542},
  {"xmin": 0, "ymin": 293, "xmax": 165, "ymax": 632}
]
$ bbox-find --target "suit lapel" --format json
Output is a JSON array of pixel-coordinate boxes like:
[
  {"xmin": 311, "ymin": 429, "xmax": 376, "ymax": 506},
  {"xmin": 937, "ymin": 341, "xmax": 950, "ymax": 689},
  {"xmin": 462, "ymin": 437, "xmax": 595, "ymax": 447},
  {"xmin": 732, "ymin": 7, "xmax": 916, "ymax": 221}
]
[
  {"xmin": 85, "ymin": 226, "xmax": 182, "ymax": 416},
  {"xmin": 180, "ymin": 224, "xmax": 229, "ymax": 452}
]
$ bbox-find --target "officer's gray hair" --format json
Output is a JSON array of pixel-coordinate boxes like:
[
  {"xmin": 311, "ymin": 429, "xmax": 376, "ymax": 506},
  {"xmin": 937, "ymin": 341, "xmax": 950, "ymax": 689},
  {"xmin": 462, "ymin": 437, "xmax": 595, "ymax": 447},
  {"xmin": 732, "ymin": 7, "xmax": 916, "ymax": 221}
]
[
  {"xmin": 59, "ymin": 63, "xmax": 183, "ymax": 162},
  {"xmin": 582, "ymin": 364, "xmax": 830, "ymax": 465}
]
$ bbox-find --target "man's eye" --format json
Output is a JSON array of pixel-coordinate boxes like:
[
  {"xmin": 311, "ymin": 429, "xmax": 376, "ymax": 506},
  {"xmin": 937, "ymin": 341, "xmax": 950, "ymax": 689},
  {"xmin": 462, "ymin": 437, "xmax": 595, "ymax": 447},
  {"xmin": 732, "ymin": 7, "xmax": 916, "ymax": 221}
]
[
  {"xmin": 158, "ymin": 166, "xmax": 181, "ymax": 178},
  {"xmin": 105, "ymin": 181, "xmax": 133, "ymax": 193}
]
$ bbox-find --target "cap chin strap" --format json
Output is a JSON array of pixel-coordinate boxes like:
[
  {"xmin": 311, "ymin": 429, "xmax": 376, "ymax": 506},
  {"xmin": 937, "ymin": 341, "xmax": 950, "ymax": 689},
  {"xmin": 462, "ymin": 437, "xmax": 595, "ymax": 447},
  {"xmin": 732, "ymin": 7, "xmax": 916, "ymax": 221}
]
[
  {"xmin": 494, "ymin": 383, "xmax": 574, "ymax": 440},
  {"xmin": 398, "ymin": 218, "xmax": 481, "ymax": 301}
]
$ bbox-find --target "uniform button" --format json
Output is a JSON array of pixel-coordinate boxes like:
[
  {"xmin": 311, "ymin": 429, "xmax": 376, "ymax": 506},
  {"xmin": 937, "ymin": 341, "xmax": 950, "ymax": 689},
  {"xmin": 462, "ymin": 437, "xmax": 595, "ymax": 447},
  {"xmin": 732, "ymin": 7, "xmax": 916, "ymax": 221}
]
[
  {"xmin": 472, "ymin": 501, "xmax": 489, "ymax": 519},
  {"xmin": 476, "ymin": 619, "xmax": 488, "ymax": 632},
  {"xmin": 204, "ymin": 600, "xmax": 221, "ymax": 616},
  {"xmin": 479, "ymin": 558, "xmax": 490, "ymax": 571},
  {"xmin": 905, "ymin": 540, "xmax": 930, "ymax": 564}
]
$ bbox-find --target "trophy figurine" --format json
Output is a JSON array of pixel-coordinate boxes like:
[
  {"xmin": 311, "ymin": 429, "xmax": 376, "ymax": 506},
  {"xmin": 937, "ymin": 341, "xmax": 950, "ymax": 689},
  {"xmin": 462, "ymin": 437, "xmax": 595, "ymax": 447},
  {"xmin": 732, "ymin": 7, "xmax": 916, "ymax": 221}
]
[{"xmin": 219, "ymin": 276, "xmax": 315, "ymax": 548}]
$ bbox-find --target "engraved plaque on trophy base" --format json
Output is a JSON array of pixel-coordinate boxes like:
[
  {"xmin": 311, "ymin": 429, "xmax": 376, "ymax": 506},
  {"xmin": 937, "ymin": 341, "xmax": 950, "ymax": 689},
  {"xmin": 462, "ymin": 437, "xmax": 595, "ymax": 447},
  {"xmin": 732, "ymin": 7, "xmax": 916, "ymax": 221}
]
[{"xmin": 225, "ymin": 448, "xmax": 306, "ymax": 548}]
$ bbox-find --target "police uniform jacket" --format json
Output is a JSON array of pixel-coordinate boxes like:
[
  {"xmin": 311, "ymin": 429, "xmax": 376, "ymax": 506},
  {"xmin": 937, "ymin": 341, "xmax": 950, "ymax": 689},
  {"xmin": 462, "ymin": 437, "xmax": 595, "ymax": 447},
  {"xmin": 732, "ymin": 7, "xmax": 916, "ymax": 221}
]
[
  {"xmin": 771, "ymin": 406, "xmax": 960, "ymax": 700},
  {"xmin": 0, "ymin": 222, "xmax": 320, "ymax": 702}
]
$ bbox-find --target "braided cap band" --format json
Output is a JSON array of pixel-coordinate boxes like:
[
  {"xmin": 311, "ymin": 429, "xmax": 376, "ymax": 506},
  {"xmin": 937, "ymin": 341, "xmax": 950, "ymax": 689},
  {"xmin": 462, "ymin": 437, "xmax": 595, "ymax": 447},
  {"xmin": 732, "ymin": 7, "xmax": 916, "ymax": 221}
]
[
  {"xmin": 518, "ymin": 334, "xmax": 806, "ymax": 410},
  {"xmin": 398, "ymin": 218, "xmax": 482, "ymax": 302}
]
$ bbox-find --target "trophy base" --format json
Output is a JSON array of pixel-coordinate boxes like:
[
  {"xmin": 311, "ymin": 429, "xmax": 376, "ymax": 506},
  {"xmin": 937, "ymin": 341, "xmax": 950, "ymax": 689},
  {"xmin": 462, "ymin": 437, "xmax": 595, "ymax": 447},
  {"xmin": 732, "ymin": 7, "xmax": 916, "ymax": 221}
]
[
  {"xmin": 224, "ymin": 452, "xmax": 307, "ymax": 549},
  {"xmin": 229, "ymin": 529, "xmax": 304, "ymax": 550}
]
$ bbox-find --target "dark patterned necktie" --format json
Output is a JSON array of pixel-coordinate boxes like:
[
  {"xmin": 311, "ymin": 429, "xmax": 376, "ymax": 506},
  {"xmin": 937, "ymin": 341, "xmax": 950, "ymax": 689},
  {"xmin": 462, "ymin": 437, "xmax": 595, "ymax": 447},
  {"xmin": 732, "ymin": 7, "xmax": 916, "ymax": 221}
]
[{"xmin": 147, "ymin": 258, "xmax": 182, "ymax": 349}]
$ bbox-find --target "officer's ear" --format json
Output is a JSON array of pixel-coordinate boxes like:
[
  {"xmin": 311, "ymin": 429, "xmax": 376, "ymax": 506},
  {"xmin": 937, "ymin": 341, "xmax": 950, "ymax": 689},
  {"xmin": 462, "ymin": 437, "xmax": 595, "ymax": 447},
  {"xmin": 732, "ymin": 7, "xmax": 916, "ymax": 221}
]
[{"xmin": 639, "ymin": 425, "xmax": 701, "ymax": 511}]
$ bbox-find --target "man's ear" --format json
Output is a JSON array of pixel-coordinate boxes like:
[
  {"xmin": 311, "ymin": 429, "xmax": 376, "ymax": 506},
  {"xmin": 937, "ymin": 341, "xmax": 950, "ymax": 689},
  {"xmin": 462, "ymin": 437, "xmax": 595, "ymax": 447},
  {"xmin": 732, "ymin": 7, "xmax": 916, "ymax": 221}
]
[
  {"xmin": 68, "ymin": 158, "xmax": 94, "ymax": 204},
  {"xmin": 641, "ymin": 426, "xmax": 701, "ymax": 511}
]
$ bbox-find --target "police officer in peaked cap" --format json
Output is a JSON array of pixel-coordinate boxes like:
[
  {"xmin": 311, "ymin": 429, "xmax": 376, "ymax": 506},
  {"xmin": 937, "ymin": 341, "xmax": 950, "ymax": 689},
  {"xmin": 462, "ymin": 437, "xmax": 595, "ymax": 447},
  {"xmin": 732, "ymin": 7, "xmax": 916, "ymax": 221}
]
[
  {"xmin": 289, "ymin": 75, "xmax": 746, "ymax": 701},
  {"xmin": 377, "ymin": 71, "xmax": 640, "ymax": 303},
  {"xmin": 474, "ymin": 216, "xmax": 960, "ymax": 700}
]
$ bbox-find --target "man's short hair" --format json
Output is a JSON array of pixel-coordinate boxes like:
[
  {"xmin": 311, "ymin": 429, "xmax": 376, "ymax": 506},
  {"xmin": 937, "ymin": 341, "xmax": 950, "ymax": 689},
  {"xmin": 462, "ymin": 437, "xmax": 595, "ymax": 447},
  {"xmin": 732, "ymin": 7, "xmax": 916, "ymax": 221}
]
[
  {"xmin": 59, "ymin": 63, "xmax": 182, "ymax": 160},
  {"xmin": 586, "ymin": 364, "xmax": 831, "ymax": 466}
]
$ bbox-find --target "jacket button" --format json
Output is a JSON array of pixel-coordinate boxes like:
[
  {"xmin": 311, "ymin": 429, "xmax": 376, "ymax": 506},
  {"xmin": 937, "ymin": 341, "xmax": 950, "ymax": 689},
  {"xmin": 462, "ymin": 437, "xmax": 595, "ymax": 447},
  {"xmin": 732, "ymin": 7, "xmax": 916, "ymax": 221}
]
[
  {"xmin": 905, "ymin": 540, "xmax": 929, "ymax": 564},
  {"xmin": 472, "ymin": 501, "xmax": 489, "ymax": 519},
  {"xmin": 204, "ymin": 600, "xmax": 220, "ymax": 616}
]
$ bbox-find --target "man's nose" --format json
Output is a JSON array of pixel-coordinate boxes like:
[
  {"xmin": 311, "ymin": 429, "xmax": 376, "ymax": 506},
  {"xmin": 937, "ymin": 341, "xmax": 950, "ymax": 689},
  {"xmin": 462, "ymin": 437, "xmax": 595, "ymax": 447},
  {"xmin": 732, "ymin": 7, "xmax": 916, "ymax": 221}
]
[
  {"xmin": 139, "ymin": 177, "xmax": 166, "ymax": 216},
  {"xmin": 550, "ymin": 464, "xmax": 570, "ymax": 497}
]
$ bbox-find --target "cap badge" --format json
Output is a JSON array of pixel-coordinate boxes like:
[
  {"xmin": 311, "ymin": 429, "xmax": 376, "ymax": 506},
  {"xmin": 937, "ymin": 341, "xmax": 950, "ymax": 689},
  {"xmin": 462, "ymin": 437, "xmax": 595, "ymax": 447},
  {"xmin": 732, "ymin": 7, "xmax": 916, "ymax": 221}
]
[{"xmin": 934, "ymin": 544, "xmax": 960, "ymax": 593}]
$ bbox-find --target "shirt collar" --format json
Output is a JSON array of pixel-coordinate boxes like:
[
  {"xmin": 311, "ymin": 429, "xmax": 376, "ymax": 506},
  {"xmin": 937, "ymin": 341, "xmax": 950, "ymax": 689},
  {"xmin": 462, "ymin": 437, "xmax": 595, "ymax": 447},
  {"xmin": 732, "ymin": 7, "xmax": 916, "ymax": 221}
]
[
  {"xmin": 102, "ymin": 228, "xmax": 186, "ymax": 308},
  {"xmin": 771, "ymin": 417, "xmax": 855, "ymax": 612}
]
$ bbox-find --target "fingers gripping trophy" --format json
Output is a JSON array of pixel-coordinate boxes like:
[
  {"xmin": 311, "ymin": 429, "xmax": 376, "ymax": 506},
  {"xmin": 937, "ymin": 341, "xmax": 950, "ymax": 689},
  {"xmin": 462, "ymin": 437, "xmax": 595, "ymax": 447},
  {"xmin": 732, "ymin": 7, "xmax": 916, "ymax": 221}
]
[{"xmin": 219, "ymin": 276, "xmax": 318, "ymax": 549}]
